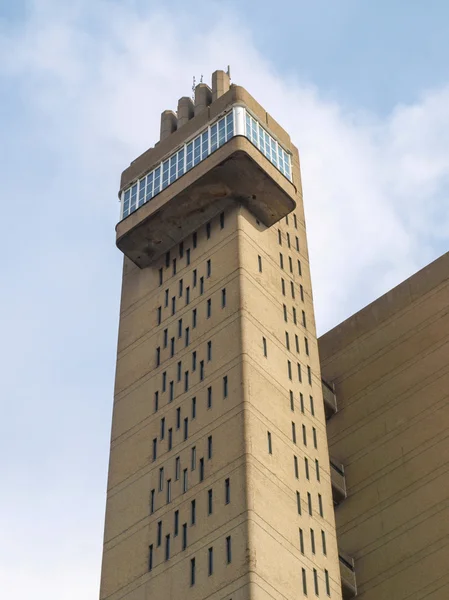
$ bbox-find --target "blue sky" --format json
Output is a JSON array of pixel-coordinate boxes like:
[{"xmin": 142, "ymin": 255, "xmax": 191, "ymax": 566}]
[{"xmin": 1, "ymin": 1, "xmax": 448, "ymax": 598}]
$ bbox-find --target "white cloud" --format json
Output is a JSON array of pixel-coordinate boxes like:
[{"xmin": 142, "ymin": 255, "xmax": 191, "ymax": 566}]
[{"xmin": 1, "ymin": 1, "xmax": 448, "ymax": 598}]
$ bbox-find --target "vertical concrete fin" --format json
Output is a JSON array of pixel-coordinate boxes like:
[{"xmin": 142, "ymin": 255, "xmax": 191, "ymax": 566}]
[
  {"xmin": 212, "ymin": 69, "xmax": 230, "ymax": 102},
  {"xmin": 177, "ymin": 96, "xmax": 195, "ymax": 129},
  {"xmin": 160, "ymin": 110, "xmax": 177, "ymax": 141},
  {"xmin": 194, "ymin": 83, "xmax": 212, "ymax": 116}
]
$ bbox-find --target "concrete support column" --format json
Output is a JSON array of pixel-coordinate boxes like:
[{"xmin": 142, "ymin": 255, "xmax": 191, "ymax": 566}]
[
  {"xmin": 212, "ymin": 70, "xmax": 230, "ymax": 101},
  {"xmin": 177, "ymin": 97, "xmax": 194, "ymax": 128},
  {"xmin": 194, "ymin": 84, "xmax": 212, "ymax": 116},
  {"xmin": 160, "ymin": 110, "xmax": 177, "ymax": 141}
]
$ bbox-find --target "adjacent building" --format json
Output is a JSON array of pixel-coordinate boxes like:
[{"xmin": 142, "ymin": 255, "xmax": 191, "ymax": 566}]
[{"xmin": 99, "ymin": 69, "xmax": 449, "ymax": 600}]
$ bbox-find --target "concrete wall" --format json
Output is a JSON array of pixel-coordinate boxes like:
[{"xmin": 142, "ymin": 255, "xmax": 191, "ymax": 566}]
[{"xmin": 319, "ymin": 252, "xmax": 449, "ymax": 600}]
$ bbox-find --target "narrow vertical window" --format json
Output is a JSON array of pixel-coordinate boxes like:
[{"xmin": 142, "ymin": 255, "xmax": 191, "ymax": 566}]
[
  {"xmin": 325, "ymin": 570, "xmax": 330, "ymax": 596},
  {"xmin": 258, "ymin": 255, "xmax": 263, "ymax": 272},
  {"xmin": 226, "ymin": 535, "xmax": 232, "ymax": 563},
  {"xmin": 176, "ymin": 408, "xmax": 181, "ymax": 430},
  {"xmin": 159, "ymin": 467, "xmax": 164, "ymax": 491},
  {"xmin": 184, "ymin": 417, "xmax": 188, "ymax": 441},
  {"xmin": 223, "ymin": 375, "xmax": 228, "ymax": 398},
  {"xmin": 159, "ymin": 267, "xmax": 163, "ymax": 286},
  {"xmin": 185, "ymin": 327, "xmax": 190, "ymax": 347},
  {"xmin": 290, "ymin": 390, "xmax": 294, "ymax": 411},
  {"xmin": 207, "ymin": 435, "xmax": 213, "ymax": 459},
  {"xmin": 186, "ymin": 286, "xmax": 190, "ymax": 305},
  {"xmin": 294, "ymin": 455, "xmax": 299, "ymax": 478},
  {"xmin": 293, "ymin": 307, "xmax": 297, "ymax": 324},
  {"xmin": 179, "ymin": 278, "xmax": 183, "ymax": 297},
  {"xmin": 182, "ymin": 523, "xmax": 187, "ymax": 550},
  {"xmin": 200, "ymin": 277, "xmax": 204, "ymax": 294},
  {"xmin": 169, "ymin": 380, "xmax": 174, "ymax": 402},
  {"xmin": 299, "ymin": 528, "xmax": 304, "ymax": 554},
  {"xmin": 300, "ymin": 284, "xmax": 304, "ymax": 302},
  {"xmin": 174, "ymin": 510, "xmax": 179, "ymax": 536},
  {"xmin": 199, "ymin": 457, "xmax": 204, "ymax": 481},
  {"xmin": 191, "ymin": 446, "xmax": 196, "ymax": 471},
  {"xmin": 193, "ymin": 269, "xmax": 197, "ymax": 287},
  {"xmin": 148, "ymin": 544, "xmax": 153, "ymax": 571},
  {"xmin": 200, "ymin": 360, "xmax": 204, "ymax": 381},
  {"xmin": 207, "ymin": 340, "xmax": 212, "ymax": 361},
  {"xmin": 296, "ymin": 491, "xmax": 302, "ymax": 514},
  {"xmin": 288, "ymin": 360, "xmax": 292, "ymax": 380},
  {"xmin": 290, "ymin": 280, "xmax": 295, "ymax": 299},
  {"xmin": 308, "ymin": 492, "xmax": 312, "ymax": 515},
  {"xmin": 302, "ymin": 424, "xmax": 307, "ymax": 446},
  {"xmin": 313, "ymin": 427, "xmax": 318, "ymax": 449},
  {"xmin": 183, "ymin": 468, "xmax": 188, "ymax": 493},
  {"xmin": 190, "ymin": 557, "xmax": 195, "ymax": 586},
  {"xmin": 171, "ymin": 296, "xmax": 176, "ymax": 315},
  {"xmin": 279, "ymin": 253, "xmax": 284, "ymax": 269},
  {"xmin": 220, "ymin": 211, "xmax": 225, "ymax": 229},
  {"xmin": 281, "ymin": 278, "xmax": 286, "ymax": 296},
  {"xmin": 225, "ymin": 478, "xmax": 230, "ymax": 504},
  {"xmin": 168, "ymin": 428, "xmax": 173, "ymax": 451},
  {"xmin": 150, "ymin": 489, "xmax": 155, "ymax": 514},
  {"xmin": 162, "ymin": 371, "xmax": 166, "ymax": 392},
  {"xmin": 177, "ymin": 361, "xmax": 182, "ymax": 381},
  {"xmin": 166, "ymin": 479, "xmax": 172, "ymax": 504},
  {"xmin": 305, "ymin": 336, "xmax": 309, "ymax": 355},
  {"xmin": 207, "ymin": 386, "xmax": 213, "ymax": 409},
  {"xmin": 184, "ymin": 370, "xmax": 189, "ymax": 392},
  {"xmin": 192, "ymin": 351, "xmax": 197, "ymax": 371},
  {"xmin": 313, "ymin": 569, "xmax": 319, "ymax": 595},
  {"xmin": 165, "ymin": 289, "xmax": 169, "ymax": 307},
  {"xmin": 294, "ymin": 214, "xmax": 298, "ymax": 229},
  {"xmin": 193, "ymin": 231, "xmax": 197, "ymax": 248},
  {"xmin": 178, "ymin": 318, "xmax": 182, "ymax": 337},
  {"xmin": 172, "ymin": 258, "xmax": 177, "ymax": 276},
  {"xmin": 157, "ymin": 521, "xmax": 162, "ymax": 546},
  {"xmin": 287, "ymin": 232, "xmax": 291, "ymax": 248},
  {"xmin": 208, "ymin": 547, "xmax": 213, "ymax": 576},
  {"xmin": 157, "ymin": 306, "xmax": 162, "ymax": 325},
  {"xmin": 310, "ymin": 395, "xmax": 315, "ymax": 416},
  {"xmin": 302, "ymin": 310, "xmax": 307, "ymax": 327},
  {"xmin": 298, "ymin": 259, "xmax": 302, "ymax": 276},
  {"xmin": 192, "ymin": 308, "xmax": 197, "ymax": 328},
  {"xmin": 170, "ymin": 337, "xmax": 175, "ymax": 357},
  {"xmin": 263, "ymin": 337, "xmax": 267, "ymax": 357},
  {"xmin": 278, "ymin": 229, "xmax": 282, "ymax": 245},
  {"xmin": 305, "ymin": 457, "xmax": 310, "ymax": 480},
  {"xmin": 175, "ymin": 457, "xmax": 180, "ymax": 480},
  {"xmin": 285, "ymin": 215, "xmax": 289, "ymax": 225},
  {"xmin": 302, "ymin": 568, "xmax": 308, "ymax": 596},
  {"xmin": 307, "ymin": 365, "xmax": 312, "ymax": 385},
  {"xmin": 297, "ymin": 363, "xmax": 302, "ymax": 382},
  {"xmin": 163, "ymin": 328, "xmax": 168, "ymax": 347},
  {"xmin": 316, "ymin": 459, "xmax": 320, "ymax": 482},
  {"xmin": 186, "ymin": 247, "xmax": 191, "ymax": 265},
  {"xmin": 206, "ymin": 222, "xmax": 211, "ymax": 239},
  {"xmin": 207, "ymin": 259, "xmax": 211, "ymax": 277},
  {"xmin": 321, "ymin": 530, "xmax": 327, "ymax": 555},
  {"xmin": 154, "ymin": 391, "xmax": 159, "ymax": 413},
  {"xmin": 296, "ymin": 235, "xmax": 299, "ymax": 250},
  {"xmin": 283, "ymin": 304, "xmax": 288, "ymax": 322},
  {"xmin": 300, "ymin": 392, "xmax": 305, "ymax": 413},
  {"xmin": 267, "ymin": 431, "xmax": 272, "ymax": 454},
  {"xmin": 152, "ymin": 438, "xmax": 157, "ymax": 461},
  {"xmin": 222, "ymin": 288, "xmax": 226, "ymax": 308},
  {"xmin": 285, "ymin": 331, "xmax": 290, "ymax": 350},
  {"xmin": 191, "ymin": 499, "xmax": 196, "ymax": 525},
  {"xmin": 207, "ymin": 298, "xmax": 211, "ymax": 318},
  {"xmin": 208, "ymin": 489, "xmax": 213, "ymax": 515},
  {"xmin": 310, "ymin": 528, "xmax": 316, "ymax": 554},
  {"xmin": 289, "ymin": 256, "xmax": 293, "ymax": 273},
  {"xmin": 292, "ymin": 421, "xmax": 297, "ymax": 444}
]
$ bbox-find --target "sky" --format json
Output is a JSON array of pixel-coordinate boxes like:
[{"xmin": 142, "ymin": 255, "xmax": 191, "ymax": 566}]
[{"xmin": 0, "ymin": 0, "xmax": 448, "ymax": 598}]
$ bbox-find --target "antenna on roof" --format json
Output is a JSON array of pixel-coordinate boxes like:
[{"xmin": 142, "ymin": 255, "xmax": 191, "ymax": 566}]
[
  {"xmin": 200, "ymin": 74, "xmax": 203, "ymax": 83},
  {"xmin": 192, "ymin": 76, "xmax": 196, "ymax": 100},
  {"xmin": 227, "ymin": 65, "xmax": 231, "ymax": 81}
]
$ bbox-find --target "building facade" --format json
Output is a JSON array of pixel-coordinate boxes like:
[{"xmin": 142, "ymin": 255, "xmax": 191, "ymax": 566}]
[
  {"xmin": 99, "ymin": 68, "xmax": 449, "ymax": 600},
  {"xmin": 100, "ymin": 71, "xmax": 343, "ymax": 600}
]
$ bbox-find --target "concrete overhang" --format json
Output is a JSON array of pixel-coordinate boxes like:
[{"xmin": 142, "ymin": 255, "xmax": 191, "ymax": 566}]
[{"xmin": 116, "ymin": 135, "xmax": 297, "ymax": 268}]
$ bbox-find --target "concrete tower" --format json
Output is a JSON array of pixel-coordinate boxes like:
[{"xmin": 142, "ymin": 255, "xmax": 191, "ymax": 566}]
[{"xmin": 100, "ymin": 70, "xmax": 348, "ymax": 600}]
